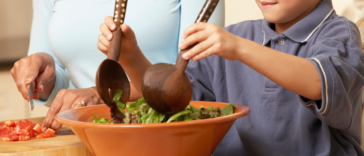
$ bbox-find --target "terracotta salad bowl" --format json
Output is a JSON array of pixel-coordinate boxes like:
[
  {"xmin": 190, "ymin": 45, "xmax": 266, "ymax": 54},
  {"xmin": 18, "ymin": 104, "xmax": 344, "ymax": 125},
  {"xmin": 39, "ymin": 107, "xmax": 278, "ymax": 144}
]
[{"xmin": 55, "ymin": 101, "xmax": 249, "ymax": 156}]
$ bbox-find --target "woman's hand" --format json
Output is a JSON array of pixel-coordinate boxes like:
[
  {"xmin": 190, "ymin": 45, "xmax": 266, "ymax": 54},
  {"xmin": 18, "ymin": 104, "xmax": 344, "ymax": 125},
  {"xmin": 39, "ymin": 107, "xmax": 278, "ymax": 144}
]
[
  {"xmin": 179, "ymin": 23, "xmax": 244, "ymax": 61},
  {"xmin": 41, "ymin": 88, "xmax": 104, "ymax": 132},
  {"xmin": 10, "ymin": 52, "xmax": 56, "ymax": 101},
  {"xmin": 98, "ymin": 16, "xmax": 138, "ymax": 63}
]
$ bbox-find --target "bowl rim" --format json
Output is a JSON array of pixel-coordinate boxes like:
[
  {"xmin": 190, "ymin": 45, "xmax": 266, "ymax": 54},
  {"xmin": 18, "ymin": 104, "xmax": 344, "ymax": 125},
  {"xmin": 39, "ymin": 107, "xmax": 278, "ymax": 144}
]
[{"xmin": 55, "ymin": 101, "xmax": 250, "ymax": 128}]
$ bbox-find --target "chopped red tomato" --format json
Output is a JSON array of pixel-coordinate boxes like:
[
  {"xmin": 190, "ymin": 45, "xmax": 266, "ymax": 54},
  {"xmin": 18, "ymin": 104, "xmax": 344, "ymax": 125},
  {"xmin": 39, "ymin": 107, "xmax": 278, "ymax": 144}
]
[
  {"xmin": 1, "ymin": 137, "xmax": 10, "ymax": 142},
  {"xmin": 33, "ymin": 124, "xmax": 42, "ymax": 134},
  {"xmin": 4, "ymin": 120, "xmax": 15, "ymax": 127},
  {"xmin": 43, "ymin": 128, "xmax": 55, "ymax": 138},
  {"xmin": 0, "ymin": 119, "xmax": 55, "ymax": 142},
  {"xmin": 19, "ymin": 135, "xmax": 30, "ymax": 141},
  {"xmin": 36, "ymin": 133, "xmax": 44, "ymax": 139}
]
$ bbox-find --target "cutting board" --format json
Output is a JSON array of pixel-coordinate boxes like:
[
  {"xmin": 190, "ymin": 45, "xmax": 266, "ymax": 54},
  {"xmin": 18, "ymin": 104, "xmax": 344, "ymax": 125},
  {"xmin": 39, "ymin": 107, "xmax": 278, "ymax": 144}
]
[{"xmin": 0, "ymin": 117, "xmax": 92, "ymax": 156}]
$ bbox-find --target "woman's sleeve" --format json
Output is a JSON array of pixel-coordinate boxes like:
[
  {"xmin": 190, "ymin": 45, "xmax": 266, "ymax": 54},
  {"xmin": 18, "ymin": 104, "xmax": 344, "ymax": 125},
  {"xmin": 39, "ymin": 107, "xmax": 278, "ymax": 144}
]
[
  {"xmin": 28, "ymin": 0, "xmax": 69, "ymax": 107},
  {"xmin": 299, "ymin": 20, "xmax": 364, "ymax": 131},
  {"xmin": 179, "ymin": 0, "xmax": 225, "ymax": 44}
]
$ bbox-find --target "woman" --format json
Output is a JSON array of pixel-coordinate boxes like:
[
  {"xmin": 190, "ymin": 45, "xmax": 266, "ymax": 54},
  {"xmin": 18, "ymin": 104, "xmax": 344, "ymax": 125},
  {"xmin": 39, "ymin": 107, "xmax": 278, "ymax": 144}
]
[{"xmin": 10, "ymin": 0, "xmax": 225, "ymax": 132}]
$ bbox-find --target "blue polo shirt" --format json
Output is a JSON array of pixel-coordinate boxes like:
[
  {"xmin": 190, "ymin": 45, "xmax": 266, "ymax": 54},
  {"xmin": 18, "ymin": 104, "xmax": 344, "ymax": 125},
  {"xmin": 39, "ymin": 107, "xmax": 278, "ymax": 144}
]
[{"xmin": 186, "ymin": 0, "xmax": 364, "ymax": 155}]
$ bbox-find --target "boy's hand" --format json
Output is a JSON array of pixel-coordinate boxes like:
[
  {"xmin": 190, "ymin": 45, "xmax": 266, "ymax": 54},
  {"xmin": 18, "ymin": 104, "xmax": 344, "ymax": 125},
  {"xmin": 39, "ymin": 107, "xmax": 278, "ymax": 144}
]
[
  {"xmin": 98, "ymin": 16, "xmax": 138, "ymax": 63},
  {"xmin": 179, "ymin": 23, "xmax": 244, "ymax": 61}
]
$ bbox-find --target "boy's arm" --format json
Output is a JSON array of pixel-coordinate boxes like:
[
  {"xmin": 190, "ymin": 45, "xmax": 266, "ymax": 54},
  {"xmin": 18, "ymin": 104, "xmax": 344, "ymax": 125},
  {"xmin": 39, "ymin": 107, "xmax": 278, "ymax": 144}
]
[
  {"xmin": 180, "ymin": 23, "xmax": 322, "ymax": 100},
  {"xmin": 238, "ymin": 40, "xmax": 322, "ymax": 100}
]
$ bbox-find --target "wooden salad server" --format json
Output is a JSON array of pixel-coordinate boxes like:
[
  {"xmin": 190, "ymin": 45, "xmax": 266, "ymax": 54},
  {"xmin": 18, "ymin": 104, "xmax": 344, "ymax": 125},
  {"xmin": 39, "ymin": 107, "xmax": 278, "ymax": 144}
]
[
  {"xmin": 96, "ymin": 0, "xmax": 129, "ymax": 121},
  {"xmin": 141, "ymin": 0, "xmax": 220, "ymax": 115}
]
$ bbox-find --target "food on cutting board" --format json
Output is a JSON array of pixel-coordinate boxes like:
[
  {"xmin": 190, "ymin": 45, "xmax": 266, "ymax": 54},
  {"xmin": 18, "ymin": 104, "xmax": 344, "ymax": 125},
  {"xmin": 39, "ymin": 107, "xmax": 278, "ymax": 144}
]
[
  {"xmin": 0, "ymin": 119, "xmax": 55, "ymax": 142},
  {"xmin": 92, "ymin": 89, "xmax": 235, "ymax": 124}
]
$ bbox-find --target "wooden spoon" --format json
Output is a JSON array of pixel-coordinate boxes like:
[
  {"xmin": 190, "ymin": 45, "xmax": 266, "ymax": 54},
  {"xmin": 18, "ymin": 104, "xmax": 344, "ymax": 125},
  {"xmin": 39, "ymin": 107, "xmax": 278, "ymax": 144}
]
[
  {"xmin": 142, "ymin": 0, "xmax": 220, "ymax": 115},
  {"xmin": 96, "ymin": 0, "xmax": 129, "ymax": 121}
]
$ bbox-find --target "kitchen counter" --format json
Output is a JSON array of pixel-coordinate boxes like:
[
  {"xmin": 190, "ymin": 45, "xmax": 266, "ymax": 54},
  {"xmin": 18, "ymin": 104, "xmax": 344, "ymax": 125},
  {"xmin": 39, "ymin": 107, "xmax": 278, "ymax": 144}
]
[{"xmin": 0, "ymin": 117, "xmax": 92, "ymax": 156}]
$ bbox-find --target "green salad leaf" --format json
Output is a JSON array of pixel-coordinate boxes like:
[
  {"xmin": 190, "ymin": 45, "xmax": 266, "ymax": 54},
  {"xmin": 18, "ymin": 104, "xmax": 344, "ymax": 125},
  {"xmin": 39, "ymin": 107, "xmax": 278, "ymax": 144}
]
[{"xmin": 93, "ymin": 89, "xmax": 236, "ymax": 124}]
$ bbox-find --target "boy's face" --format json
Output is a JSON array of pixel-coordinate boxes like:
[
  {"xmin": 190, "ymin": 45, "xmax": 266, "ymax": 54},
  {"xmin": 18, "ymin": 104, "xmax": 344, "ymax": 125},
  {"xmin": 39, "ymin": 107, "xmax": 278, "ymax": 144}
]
[{"xmin": 255, "ymin": 0, "xmax": 321, "ymax": 24}]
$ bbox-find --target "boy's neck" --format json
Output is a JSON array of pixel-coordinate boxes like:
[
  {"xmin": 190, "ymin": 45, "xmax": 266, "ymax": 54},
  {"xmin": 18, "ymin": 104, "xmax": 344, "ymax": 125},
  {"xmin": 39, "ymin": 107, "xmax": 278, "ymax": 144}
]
[{"xmin": 274, "ymin": 1, "xmax": 320, "ymax": 34}]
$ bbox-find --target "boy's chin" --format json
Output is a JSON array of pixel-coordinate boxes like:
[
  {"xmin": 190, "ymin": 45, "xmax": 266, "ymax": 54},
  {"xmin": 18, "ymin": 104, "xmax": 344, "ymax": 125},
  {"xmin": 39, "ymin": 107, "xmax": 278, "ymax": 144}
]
[{"xmin": 263, "ymin": 14, "xmax": 291, "ymax": 24}]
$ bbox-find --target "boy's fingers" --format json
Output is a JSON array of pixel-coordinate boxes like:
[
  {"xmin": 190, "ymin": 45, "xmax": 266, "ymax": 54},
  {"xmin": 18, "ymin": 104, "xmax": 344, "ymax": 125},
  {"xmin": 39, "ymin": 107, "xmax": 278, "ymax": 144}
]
[
  {"xmin": 191, "ymin": 44, "xmax": 217, "ymax": 61},
  {"xmin": 100, "ymin": 23, "xmax": 113, "ymax": 40},
  {"xmin": 104, "ymin": 16, "xmax": 116, "ymax": 30},
  {"xmin": 179, "ymin": 31, "xmax": 209, "ymax": 50},
  {"xmin": 182, "ymin": 39, "xmax": 213, "ymax": 60},
  {"xmin": 183, "ymin": 23, "xmax": 208, "ymax": 39}
]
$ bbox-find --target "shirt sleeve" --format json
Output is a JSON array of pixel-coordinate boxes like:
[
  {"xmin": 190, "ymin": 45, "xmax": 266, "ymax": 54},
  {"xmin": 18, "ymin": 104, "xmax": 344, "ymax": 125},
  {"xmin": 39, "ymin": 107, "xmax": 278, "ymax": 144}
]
[
  {"xmin": 28, "ymin": 0, "xmax": 69, "ymax": 107},
  {"xmin": 179, "ymin": 0, "xmax": 225, "ymax": 45},
  {"xmin": 299, "ymin": 20, "xmax": 364, "ymax": 130}
]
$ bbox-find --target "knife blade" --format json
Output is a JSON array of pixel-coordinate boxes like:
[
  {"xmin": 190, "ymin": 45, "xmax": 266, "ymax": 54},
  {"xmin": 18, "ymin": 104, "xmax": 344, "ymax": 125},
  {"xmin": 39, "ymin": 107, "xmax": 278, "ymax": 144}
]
[{"xmin": 28, "ymin": 82, "xmax": 35, "ymax": 111}]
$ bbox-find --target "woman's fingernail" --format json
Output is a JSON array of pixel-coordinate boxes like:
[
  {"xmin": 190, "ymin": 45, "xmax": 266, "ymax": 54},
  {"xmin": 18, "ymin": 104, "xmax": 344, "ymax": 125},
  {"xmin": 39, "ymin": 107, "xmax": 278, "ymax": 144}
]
[
  {"xmin": 39, "ymin": 85, "xmax": 43, "ymax": 92},
  {"xmin": 107, "ymin": 34, "xmax": 112, "ymax": 40}
]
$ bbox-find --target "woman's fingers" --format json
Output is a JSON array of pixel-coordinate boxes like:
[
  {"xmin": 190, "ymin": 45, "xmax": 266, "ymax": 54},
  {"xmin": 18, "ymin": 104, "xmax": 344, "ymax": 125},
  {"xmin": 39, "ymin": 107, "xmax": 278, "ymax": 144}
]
[
  {"xmin": 42, "ymin": 88, "xmax": 104, "ymax": 131},
  {"xmin": 42, "ymin": 89, "xmax": 66, "ymax": 132},
  {"xmin": 99, "ymin": 23, "xmax": 113, "ymax": 41},
  {"xmin": 98, "ymin": 34, "xmax": 109, "ymax": 53},
  {"xmin": 104, "ymin": 16, "xmax": 116, "ymax": 31}
]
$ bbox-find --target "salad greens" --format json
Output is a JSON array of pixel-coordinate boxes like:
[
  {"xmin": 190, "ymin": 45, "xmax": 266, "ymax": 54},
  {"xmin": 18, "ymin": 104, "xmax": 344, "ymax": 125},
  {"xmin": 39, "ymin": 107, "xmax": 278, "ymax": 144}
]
[{"xmin": 93, "ymin": 89, "xmax": 236, "ymax": 124}]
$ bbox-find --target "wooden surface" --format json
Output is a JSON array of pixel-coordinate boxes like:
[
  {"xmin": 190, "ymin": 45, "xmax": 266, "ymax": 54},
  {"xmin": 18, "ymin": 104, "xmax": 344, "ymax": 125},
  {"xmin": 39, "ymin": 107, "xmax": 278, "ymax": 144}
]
[{"xmin": 0, "ymin": 117, "xmax": 92, "ymax": 156}]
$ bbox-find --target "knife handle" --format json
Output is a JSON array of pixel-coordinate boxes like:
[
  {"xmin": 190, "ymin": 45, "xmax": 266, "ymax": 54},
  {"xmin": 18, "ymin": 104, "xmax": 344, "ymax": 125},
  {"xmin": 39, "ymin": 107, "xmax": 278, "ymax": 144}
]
[
  {"xmin": 107, "ymin": 0, "xmax": 128, "ymax": 61},
  {"xmin": 195, "ymin": 0, "xmax": 219, "ymax": 23}
]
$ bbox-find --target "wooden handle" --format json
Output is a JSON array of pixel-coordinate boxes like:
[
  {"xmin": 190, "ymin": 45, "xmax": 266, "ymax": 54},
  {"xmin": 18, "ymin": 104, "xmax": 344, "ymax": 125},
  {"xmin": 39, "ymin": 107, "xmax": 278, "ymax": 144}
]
[
  {"xmin": 113, "ymin": 0, "xmax": 128, "ymax": 30},
  {"xmin": 175, "ymin": 0, "xmax": 219, "ymax": 70},
  {"xmin": 195, "ymin": 0, "xmax": 219, "ymax": 23},
  {"xmin": 107, "ymin": 0, "xmax": 128, "ymax": 61}
]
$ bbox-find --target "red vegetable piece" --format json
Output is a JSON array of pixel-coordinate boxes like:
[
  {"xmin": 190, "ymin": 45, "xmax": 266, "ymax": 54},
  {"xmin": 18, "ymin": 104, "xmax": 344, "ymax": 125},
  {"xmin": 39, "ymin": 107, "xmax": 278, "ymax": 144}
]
[
  {"xmin": 33, "ymin": 124, "xmax": 42, "ymax": 134},
  {"xmin": 15, "ymin": 125, "xmax": 21, "ymax": 135},
  {"xmin": 0, "ymin": 123, "xmax": 5, "ymax": 131},
  {"xmin": 10, "ymin": 135, "xmax": 19, "ymax": 141},
  {"xmin": 36, "ymin": 133, "xmax": 44, "ymax": 139},
  {"xmin": 4, "ymin": 120, "xmax": 15, "ymax": 127},
  {"xmin": 1, "ymin": 137, "xmax": 10, "ymax": 142},
  {"xmin": 43, "ymin": 128, "xmax": 55, "ymax": 138},
  {"xmin": 18, "ymin": 119, "xmax": 35, "ymax": 129},
  {"xmin": 19, "ymin": 135, "xmax": 31, "ymax": 141}
]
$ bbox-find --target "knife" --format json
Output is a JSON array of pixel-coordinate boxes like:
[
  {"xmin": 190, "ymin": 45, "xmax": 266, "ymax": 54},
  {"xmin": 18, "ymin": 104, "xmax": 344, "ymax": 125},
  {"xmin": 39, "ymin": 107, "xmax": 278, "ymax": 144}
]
[{"xmin": 28, "ymin": 81, "xmax": 35, "ymax": 111}]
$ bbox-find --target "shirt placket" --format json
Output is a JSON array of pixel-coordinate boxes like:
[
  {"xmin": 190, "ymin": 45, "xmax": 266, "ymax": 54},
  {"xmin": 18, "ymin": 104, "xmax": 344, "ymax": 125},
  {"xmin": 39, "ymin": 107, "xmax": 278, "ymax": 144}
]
[{"xmin": 264, "ymin": 36, "xmax": 287, "ymax": 91}]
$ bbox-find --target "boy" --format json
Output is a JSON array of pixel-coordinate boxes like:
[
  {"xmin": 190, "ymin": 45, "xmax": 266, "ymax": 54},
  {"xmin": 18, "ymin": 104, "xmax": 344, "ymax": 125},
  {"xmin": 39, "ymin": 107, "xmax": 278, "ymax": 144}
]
[{"xmin": 97, "ymin": 0, "xmax": 364, "ymax": 155}]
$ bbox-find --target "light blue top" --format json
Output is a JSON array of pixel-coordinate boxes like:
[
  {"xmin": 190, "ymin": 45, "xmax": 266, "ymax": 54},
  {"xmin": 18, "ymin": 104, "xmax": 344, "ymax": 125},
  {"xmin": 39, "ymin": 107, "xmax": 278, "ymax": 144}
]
[{"xmin": 29, "ymin": 0, "xmax": 225, "ymax": 106}]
